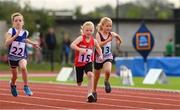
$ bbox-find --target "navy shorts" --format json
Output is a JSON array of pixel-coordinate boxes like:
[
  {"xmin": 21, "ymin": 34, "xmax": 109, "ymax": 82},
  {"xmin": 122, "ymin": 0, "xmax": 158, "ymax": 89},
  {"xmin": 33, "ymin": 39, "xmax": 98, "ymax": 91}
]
[
  {"xmin": 75, "ymin": 62, "xmax": 92, "ymax": 83},
  {"xmin": 94, "ymin": 59, "xmax": 113, "ymax": 70},
  {"xmin": 8, "ymin": 60, "xmax": 19, "ymax": 68}
]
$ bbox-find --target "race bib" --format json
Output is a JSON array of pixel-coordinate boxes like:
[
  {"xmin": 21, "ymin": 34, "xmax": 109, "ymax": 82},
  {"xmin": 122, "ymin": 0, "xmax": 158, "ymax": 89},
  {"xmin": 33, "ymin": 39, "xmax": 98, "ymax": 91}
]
[
  {"xmin": 102, "ymin": 42, "xmax": 111, "ymax": 55},
  {"xmin": 78, "ymin": 49, "xmax": 92, "ymax": 63},
  {"xmin": 9, "ymin": 41, "xmax": 25, "ymax": 57}
]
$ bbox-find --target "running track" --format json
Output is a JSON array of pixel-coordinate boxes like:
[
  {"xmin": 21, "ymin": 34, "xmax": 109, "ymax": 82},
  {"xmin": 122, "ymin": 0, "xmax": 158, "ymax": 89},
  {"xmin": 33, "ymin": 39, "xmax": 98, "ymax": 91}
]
[{"xmin": 1, "ymin": 81, "xmax": 180, "ymax": 109}]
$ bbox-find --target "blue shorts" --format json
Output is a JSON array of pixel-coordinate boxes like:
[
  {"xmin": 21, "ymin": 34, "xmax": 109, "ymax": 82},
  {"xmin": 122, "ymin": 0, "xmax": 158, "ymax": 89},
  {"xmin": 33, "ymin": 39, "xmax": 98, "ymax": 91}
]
[{"xmin": 8, "ymin": 60, "xmax": 20, "ymax": 68}]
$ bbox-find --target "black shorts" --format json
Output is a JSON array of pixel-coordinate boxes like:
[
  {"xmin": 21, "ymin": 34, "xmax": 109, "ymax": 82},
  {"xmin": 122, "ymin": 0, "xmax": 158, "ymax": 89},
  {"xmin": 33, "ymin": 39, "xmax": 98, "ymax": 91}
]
[
  {"xmin": 94, "ymin": 59, "xmax": 113, "ymax": 70},
  {"xmin": 75, "ymin": 62, "xmax": 93, "ymax": 83},
  {"xmin": 8, "ymin": 60, "xmax": 19, "ymax": 68}
]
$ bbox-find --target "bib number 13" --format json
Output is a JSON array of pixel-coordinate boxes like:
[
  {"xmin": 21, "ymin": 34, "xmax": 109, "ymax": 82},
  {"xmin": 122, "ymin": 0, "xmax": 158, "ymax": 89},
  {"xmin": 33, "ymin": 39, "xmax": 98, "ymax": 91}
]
[{"xmin": 103, "ymin": 46, "xmax": 110, "ymax": 54}]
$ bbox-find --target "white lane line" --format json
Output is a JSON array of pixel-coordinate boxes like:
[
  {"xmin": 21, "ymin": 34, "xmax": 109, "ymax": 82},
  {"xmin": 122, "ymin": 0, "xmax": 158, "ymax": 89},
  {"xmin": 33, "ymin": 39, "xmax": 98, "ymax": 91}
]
[
  {"xmin": 1, "ymin": 82, "xmax": 180, "ymax": 108},
  {"xmin": 29, "ymin": 84, "xmax": 180, "ymax": 98},
  {"xmin": 32, "ymin": 88, "xmax": 180, "ymax": 103},
  {"xmin": 0, "ymin": 99, "xmax": 68, "ymax": 109},
  {"xmin": 1, "ymin": 85, "xmax": 180, "ymax": 107},
  {"xmin": 1, "ymin": 88, "xmax": 180, "ymax": 109},
  {"xmin": 0, "ymin": 93, "xmax": 144, "ymax": 109},
  {"xmin": 20, "ymin": 90, "xmax": 180, "ymax": 107},
  {"xmin": 5, "ymin": 83, "xmax": 178, "ymax": 99},
  {"xmin": 1, "ymin": 83, "xmax": 180, "ymax": 103},
  {"xmin": 22, "ymin": 87, "xmax": 180, "ymax": 102},
  {"xmin": 2, "ymin": 86, "xmax": 180, "ymax": 103},
  {"xmin": 1, "ymin": 80, "xmax": 180, "ymax": 94}
]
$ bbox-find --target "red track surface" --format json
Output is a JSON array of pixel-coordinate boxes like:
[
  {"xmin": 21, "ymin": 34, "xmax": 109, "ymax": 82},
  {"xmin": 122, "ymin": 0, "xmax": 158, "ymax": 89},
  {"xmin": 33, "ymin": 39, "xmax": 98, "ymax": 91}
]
[{"xmin": 1, "ymin": 80, "xmax": 180, "ymax": 109}]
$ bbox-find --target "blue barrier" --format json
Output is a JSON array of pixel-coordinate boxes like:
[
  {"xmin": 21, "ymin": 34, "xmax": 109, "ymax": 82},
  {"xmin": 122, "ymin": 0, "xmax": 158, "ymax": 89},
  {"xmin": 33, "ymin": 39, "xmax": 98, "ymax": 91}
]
[{"xmin": 115, "ymin": 57, "xmax": 180, "ymax": 76}]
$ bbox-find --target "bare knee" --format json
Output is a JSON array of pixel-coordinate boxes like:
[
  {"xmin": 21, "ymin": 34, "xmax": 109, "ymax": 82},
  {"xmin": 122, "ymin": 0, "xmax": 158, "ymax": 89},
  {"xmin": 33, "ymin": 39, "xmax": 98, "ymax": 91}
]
[
  {"xmin": 87, "ymin": 72, "xmax": 94, "ymax": 79},
  {"xmin": 20, "ymin": 66, "xmax": 27, "ymax": 72},
  {"xmin": 19, "ymin": 59, "xmax": 27, "ymax": 72},
  {"xmin": 104, "ymin": 70, "xmax": 111, "ymax": 75}
]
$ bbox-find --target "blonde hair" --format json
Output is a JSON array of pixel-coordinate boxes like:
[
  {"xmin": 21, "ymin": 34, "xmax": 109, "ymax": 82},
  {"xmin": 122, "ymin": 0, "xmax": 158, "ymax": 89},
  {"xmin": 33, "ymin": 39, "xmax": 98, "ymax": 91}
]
[
  {"xmin": 96, "ymin": 17, "xmax": 112, "ymax": 31},
  {"xmin": 11, "ymin": 12, "xmax": 24, "ymax": 21},
  {"xmin": 80, "ymin": 21, "xmax": 94, "ymax": 35}
]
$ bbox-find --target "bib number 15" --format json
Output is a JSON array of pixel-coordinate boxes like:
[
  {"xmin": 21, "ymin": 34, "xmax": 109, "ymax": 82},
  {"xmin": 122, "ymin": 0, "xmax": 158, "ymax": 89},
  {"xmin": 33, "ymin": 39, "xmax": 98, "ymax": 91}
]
[{"xmin": 78, "ymin": 49, "xmax": 92, "ymax": 63}]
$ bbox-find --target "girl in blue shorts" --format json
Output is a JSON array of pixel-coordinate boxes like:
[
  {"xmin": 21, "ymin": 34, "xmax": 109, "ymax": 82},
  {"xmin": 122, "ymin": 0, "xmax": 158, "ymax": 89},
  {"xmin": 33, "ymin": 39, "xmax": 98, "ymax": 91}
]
[{"xmin": 5, "ymin": 12, "xmax": 40, "ymax": 97}]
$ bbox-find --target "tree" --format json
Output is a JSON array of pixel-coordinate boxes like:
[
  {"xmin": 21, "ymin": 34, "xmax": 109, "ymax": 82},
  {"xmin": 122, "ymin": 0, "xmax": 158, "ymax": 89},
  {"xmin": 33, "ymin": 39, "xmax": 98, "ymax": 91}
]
[
  {"xmin": 74, "ymin": 6, "xmax": 83, "ymax": 18},
  {"xmin": 118, "ymin": 0, "xmax": 174, "ymax": 19},
  {"xmin": 73, "ymin": 0, "xmax": 174, "ymax": 19},
  {"xmin": 0, "ymin": 1, "xmax": 21, "ymax": 23},
  {"xmin": 0, "ymin": 1, "xmax": 55, "ymax": 36},
  {"xmin": 74, "ymin": 4, "xmax": 114, "ymax": 19},
  {"xmin": 94, "ymin": 4, "xmax": 115, "ymax": 18}
]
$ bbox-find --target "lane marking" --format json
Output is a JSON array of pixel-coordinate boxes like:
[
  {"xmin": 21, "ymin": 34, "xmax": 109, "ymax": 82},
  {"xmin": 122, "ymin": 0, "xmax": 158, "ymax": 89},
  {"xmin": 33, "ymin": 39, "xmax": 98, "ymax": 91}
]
[
  {"xmin": 0, "ymin": 93, "xmax": 143, "ymax": 109},
  {"xmin": 0, "ymin": 99, "xmax": 68, "ymax": 109}
]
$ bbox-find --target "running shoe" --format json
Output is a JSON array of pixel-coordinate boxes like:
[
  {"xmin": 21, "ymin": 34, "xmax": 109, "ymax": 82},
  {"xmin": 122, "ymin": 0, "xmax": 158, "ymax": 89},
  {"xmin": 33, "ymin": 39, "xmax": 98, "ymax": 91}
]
[
  {"xmin": 87, "ymin": 93, "xmax": 95, "ymax": 103},
  {"xmin": 92, "ymin": 92, "xmax": 97, "ymax": 102},
  {"xmin": 104, "ymin": 81, "xmax": 111, "ymax": 93},
  {"xmin": 24, "ymin": 85, "xmax": 33, "ymax": 96},
  {"xmin": 10, "ymin": 85, "xmax": 18, "ymax": 97}
]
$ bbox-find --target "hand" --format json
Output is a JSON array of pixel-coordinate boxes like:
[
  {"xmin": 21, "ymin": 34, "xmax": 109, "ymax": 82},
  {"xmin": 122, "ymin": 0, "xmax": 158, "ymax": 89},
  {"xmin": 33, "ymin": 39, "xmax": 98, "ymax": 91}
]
[
  {"xmin": 99, "ymin": 54, "xmax": 103, "ymax": 61},
  {"xmin": 14, "ymin": 30, "xmax": 20, "ymax": 37},
  {"xmin": 33, "ymin": 43, "xmax": 41, "ymax": 49},
  {"xmin": 79, "ymin": 48, "xmax": 87, "ymax": 54},
  {"xmin": 116, "ymin": 40, "xmax": 121, "ymax": 47}
]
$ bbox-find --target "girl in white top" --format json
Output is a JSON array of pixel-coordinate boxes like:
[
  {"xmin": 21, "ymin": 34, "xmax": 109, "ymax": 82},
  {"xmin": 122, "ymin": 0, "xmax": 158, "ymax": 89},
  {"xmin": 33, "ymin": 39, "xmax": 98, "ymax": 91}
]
[{"xmin": 93, "ymin": 17, "xmax": 122, "ymax": 101}]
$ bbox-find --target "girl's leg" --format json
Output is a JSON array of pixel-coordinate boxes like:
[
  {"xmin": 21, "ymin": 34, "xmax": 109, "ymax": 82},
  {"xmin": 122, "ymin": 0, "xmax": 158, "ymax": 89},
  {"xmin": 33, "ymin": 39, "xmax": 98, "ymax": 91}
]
[
  {"xmin": 75, "ymin": 66, "xmax": 84, "ymax": 86},
  {"xmin": 19, "ymin": 59, "xmax": 33, "ymax": 96},
  {"xmin": 86, "ymin": 71, "xmax": 94, "ymax": 94},
  {"xmin": 10, "ymin": 67, "xmax": 18, "ymax": 85},
  {"xmin": 87, "ymin": 71, "xmax": 96, "ymax": 102},
  {"xmin": 103, "ymin": 62, "xmax": 112, "ymax": 93},
  {"xmin": 19, "ymin": 59, "xmax": 28, "ymax": 85},
  {"xmin": 10, "ymin": 67, "xmax": 19, "ymax": 97},
  {"xmin": 103, "ymin": 62, "xmax": 112, "ymax": 82},
  {"xmin": 93, "ymin": 69, "xmax": 101, "ymax": 92}
]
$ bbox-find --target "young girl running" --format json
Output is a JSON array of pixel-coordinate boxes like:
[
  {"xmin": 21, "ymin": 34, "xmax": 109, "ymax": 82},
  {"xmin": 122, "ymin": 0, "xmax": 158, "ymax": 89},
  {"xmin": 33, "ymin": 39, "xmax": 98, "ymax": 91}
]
[
  {"xmin": 93, "ymin": 17, "xmax": 122, "ymax": 101},
  {"xmin": 71, "ymin": 21, "xmax": 103, "ymax": 102},
  {"xmin": 5, "ymin": 12, "xmax": 40, "ymax": 97}
]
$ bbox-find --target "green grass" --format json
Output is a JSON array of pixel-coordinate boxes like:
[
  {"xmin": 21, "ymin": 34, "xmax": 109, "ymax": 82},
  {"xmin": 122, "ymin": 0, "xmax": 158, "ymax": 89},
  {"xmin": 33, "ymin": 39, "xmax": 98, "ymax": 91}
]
[
  {"xmin": 1, "ymin": 75, "xmax": 180, "ymax": 91},
  {"xmin": 0, "ymin": 63, "xmax": 9, "ymax": 71},
  {"xmin": 1, "ymin": 62, "xmax": 180, "ymax": 91},
  {"xmin": 0, "ymin": 62, "xmax": 72, "ymax": 72}
]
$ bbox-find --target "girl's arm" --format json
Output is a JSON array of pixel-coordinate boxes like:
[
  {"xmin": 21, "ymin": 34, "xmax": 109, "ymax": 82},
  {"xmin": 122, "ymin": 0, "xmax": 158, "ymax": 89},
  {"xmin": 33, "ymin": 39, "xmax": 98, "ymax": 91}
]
[
  {"xmin": 94, "ymin": 39, "xmax": 103, "ymax": 59},
  {"xmin": 5, "ymin": 30, "xmax": 20, "ymax": 47},
  {"xmin": 70, "ymin": 36, "xmax": 86, "ymax": 54},
  {"xmin": 111, "ymin": 32, "xmax": 122, "ymax": 46},
  {"xmin": 96, "ymin": 32, "xmax": 112, "ymax": 47},
  {"xmin": 25, "ymin": 39, "xmax": 40, "ymax": 49}
]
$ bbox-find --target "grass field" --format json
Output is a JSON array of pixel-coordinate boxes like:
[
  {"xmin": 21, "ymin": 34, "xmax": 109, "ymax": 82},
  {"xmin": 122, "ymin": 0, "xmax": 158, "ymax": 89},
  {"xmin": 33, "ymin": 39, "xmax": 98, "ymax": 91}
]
[
  {"xmin": 1, "ymin": 62, "xmax": 180, "ymax": 91},
  {"xmin": 0, "ymin": 62, "xmax": 63, "ymax": 72},
  {"xmin": 1, "ymin": 75, "xmax": 180, "ymax": 91}
]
